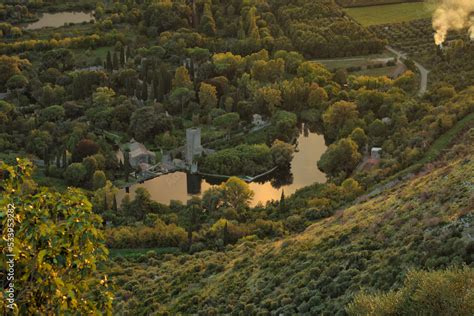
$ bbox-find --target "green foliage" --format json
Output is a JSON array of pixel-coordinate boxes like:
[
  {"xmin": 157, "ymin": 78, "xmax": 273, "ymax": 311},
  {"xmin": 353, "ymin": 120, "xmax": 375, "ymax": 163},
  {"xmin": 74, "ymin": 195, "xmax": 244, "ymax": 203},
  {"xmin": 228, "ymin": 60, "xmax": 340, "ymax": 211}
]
[
  {"xmin": 270, "ymin": 139, "xmax": 294, "ymax": 168},
  {"xmin": 323, "ymin": 100, "xmax": 360, "ymax": 142},
  {"xmin": 199, "ymin": 0, "xmax": 216, "ymax": 36},
  {"xmin": 63, "ymin": 162, "xmax": 87, "ymax": 186},
  {"xmin": 198, "ymin": 82, "xmax": 217, "ymax": 111},
  {"xmin": 219, "ymin": 177, "xmax": 254, "ymax": 211},
  {"xmin": 92, "ymin": 170, "xmax": 106, "ymax": 190},
  {"xmin": 213, "ymin": 112, "xmax": 240, "ymax": 134},
  {"xmin": 270, "ymin": 110, "xmax": 298, "ymax": 142},
  {"xmin": 0, "ymin": 159, "xmax": 113, "ymax": 314},
  {"xmin": 105, "ymin": 219, "xmax": 187, "ymax": 249},
  {"xmin": 350, "ymin": 127, "xmax": 368, "ymax": 152},
  {"xmin": 1, "ymin": 2, "xmax": 473, "ymax": 314},
  {"xmin": 318, "ymin": 137, "xmax": 362, "ymax": 178},
  {"xmin": 109, "ymin": 141, "xmax": 474, "ymax": 314},
  {"xmin": 129, "ymin": 107, "xmax": 173, "ymax": 141},
  {"xmin": 172, "ymin": 66, "xmax": 193, "ymax": 90},
  {"xmin": 200, "ymin": 144, "xmax": 273, "ymax": 176},
  {"xmin": 347, "ymin": 267, "xmax": 474, "ymax": 316},
  {"xmin": 255, "ymin": 86, "xmax": 282, "ymax": 114},
  {"xmin": 0, "ymin": 55, "xmax": 30, "ymax": 90}
]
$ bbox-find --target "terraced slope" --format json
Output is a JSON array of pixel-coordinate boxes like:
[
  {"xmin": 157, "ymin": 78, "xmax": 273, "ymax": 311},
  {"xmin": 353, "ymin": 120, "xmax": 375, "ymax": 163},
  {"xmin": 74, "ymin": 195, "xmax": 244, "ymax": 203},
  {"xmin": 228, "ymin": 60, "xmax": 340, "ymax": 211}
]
[{"xmin": 109, "ymin": 127, "xmax": 474, "ymax": 315}]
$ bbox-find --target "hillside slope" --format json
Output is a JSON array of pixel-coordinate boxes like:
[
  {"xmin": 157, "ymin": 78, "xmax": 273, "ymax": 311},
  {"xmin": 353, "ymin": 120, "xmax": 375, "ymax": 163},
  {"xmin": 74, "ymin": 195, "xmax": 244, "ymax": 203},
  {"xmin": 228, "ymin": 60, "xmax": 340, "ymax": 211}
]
[{"xmin": 109, "ymin": 127, "xmax": 474, "ymax": 315}]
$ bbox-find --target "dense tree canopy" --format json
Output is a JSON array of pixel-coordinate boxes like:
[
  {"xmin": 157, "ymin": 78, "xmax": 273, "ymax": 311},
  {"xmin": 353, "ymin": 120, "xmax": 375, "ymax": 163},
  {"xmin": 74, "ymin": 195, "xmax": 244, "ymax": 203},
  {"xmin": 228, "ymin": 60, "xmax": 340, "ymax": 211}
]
[{"xmin": 0, "ymin": 159, "xmax": 112, "ymax": 314}]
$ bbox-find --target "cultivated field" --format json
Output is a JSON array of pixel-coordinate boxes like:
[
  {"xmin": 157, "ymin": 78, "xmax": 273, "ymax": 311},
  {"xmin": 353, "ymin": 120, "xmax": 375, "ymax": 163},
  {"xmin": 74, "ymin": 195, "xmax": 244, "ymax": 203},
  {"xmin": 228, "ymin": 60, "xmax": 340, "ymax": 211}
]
[
  {"xmin": 337, "ymin": 0, "xmax": 421, "ymax": 7},
  {"xmin": 313, "ymin": 50, "xmax": 399, "ymax": 77},
  {"xmin": 343, "ymin": 2, "xmax": 433, "ymax": 26}
]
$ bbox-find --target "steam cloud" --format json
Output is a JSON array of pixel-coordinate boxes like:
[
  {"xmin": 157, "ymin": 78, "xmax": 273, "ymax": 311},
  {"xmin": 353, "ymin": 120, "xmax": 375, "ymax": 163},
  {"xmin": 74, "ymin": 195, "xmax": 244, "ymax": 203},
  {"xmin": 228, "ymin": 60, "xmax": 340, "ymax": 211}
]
[{"xmin": 432, "ymin": 0, "xmax": 474, "ymax": 45}]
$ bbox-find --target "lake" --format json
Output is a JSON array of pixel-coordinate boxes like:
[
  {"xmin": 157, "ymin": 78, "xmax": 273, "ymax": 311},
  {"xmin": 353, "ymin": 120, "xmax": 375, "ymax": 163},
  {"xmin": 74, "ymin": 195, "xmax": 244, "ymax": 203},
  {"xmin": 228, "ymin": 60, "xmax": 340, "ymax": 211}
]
[
  {"xmin": 117, "ymin": 127, "xmax": 327, "ymax": 206},
  {"xmin": 24, "ymin": 11, "xmax": 94, "ymax": 30}
]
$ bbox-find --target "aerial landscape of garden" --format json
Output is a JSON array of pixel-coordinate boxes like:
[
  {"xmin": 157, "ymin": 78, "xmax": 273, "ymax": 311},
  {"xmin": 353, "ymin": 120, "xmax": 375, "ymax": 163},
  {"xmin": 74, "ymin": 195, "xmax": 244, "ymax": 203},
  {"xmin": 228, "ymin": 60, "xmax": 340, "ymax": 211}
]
[{"xmin": 0, "ymin": 0, "xmax": 473, "ymax": 314}]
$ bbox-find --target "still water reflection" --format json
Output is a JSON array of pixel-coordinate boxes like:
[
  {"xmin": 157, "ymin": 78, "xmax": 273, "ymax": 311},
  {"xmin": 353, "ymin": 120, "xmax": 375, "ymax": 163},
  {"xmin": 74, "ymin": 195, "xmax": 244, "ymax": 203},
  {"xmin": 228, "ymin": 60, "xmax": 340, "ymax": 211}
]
[
  {"xmin": 117, "ymin": 128, "xmax": 327, "ymax": 206},
  {"xmin": 24, "ymin": 12, "xmax": 94, "ymax": 30}
]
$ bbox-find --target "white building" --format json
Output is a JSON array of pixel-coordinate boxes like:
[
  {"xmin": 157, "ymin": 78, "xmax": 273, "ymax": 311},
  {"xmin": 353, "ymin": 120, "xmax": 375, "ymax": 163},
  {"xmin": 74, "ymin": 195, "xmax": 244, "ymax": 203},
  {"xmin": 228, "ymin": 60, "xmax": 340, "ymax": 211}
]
[
  {"xmin": 252, "ymin": 114, "xmax": 265, "ymax": 126},
  {"xmin": 371, "ymin": 147, "xmax": 382, "ymax": 160}
]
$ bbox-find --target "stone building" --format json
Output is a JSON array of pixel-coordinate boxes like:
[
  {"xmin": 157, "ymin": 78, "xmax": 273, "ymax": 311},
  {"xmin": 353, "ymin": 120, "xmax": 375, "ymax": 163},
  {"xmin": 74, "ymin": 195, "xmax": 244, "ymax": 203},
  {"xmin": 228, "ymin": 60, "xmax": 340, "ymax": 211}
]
[{"xmin": 185, "ymin": 128, "xmax": 203, "ymax": 165}]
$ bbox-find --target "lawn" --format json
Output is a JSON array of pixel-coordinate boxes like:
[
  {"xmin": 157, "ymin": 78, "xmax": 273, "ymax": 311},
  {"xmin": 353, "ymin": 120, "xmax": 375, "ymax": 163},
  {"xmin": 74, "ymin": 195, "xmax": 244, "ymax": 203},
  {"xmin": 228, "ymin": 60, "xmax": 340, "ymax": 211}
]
[
  {"xmin": 312, "ymin": 50, "xmax": 398, "ymax": 76},
  {"xmin": 313, "ymin": 51, "xmax": 395, "ymax": 69},
  {"xmin": 343, "ymin": 2, "xmax": 434, "ymax": 26},
  {"xmin": 72, "ymin": 46, "xmax": 113, "ymax": 67},
  {"xmin": 355, "ymin": 65, "xmax": 397, "ymax": 76}
]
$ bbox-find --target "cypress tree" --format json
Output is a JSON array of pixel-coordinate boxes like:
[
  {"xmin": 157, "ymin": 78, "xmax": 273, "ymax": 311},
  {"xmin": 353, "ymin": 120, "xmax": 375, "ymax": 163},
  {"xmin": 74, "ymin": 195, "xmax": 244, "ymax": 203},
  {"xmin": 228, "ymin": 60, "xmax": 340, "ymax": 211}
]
[
  {"xmin": 191, "ymin": 0, "xmax": 197, "ymax": 29},
  {"xmin": 141, "ymin": 62, "xmax": 149, "ymax": 83},
  {"xmin": 44, "ymin": 148, "xmax": 50, "ymax": 177},
  {"xmin": 199, "ymin": 0, "xmax": 216, "ymax": 36},
  {"xmin": 189, "ymin": 59, "xmax": 195, "ymax": 81},
  {"xmin": 113, "ymin": 52, "xmax": 119, "ymax": 70},
  {"xmin": 124, "ymin": 150, "xmax": 131, "ymax": 182},
  {"xmin": 112, "ymin": 194, "xmax": 118, "ymax": 212},
  {"xmin": 106, "ymin": 51, "xmax": 113, "ymax": 71},
  {"xmin": 237, "ymin": 17, "xmax": 245, "ymax": 40},
  {"xmin": 279, "ymin": 190, "xmax": 288, "ymax": 212},
  {"xmin": 126, "ymin": 46, "xmax": 132, "ymax": 61},
  {"xmin": 56, "ymin": 151, "xmax": 61, "ymax": 169},
  {"xmin": 62, "ymin": 148, "xmax": 67, "ymax": 169},
  {"xmin": 152, "ymin": 78, "xmax": 158, "ymax": 101},
  {"xmin": 247, "ymin": 7, "xmax": 260, "ymax": 40},
  {"xmin": 141, "ymin": 82, "xmax": 148, "ymax": 101},
  {"xmin": 103, "ymin": 192, "xmax": 108, "ymax": 211},
  {"xmin": 120, "ymin": 46, "xmax": 125, "ymax": 66},
  {"xmin": 158, "ymin": 64, "xmax": 171, "ymax": 97},
  {"xmin": 223, "ymin": 221, "xmax": 229, "ymax": 246}
]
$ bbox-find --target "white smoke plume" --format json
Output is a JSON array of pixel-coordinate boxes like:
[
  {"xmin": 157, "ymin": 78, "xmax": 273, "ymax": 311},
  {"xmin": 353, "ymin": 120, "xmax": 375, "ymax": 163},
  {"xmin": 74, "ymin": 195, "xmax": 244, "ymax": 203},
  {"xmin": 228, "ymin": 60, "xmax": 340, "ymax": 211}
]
[{"xmin": 432, "ymin": 0, "xmax": 474, "ymax": 45}]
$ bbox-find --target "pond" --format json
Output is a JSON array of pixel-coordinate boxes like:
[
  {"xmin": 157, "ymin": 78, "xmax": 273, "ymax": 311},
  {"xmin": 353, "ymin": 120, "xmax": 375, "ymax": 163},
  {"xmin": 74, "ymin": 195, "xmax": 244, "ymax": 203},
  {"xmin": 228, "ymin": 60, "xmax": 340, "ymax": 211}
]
[
  {"xmin": 23, "ymin": 11, "xmax": 94, "ymax": 30},
  {"xmin": 117, "ymin": 126, "xmax": 327, "ymax": 206}
]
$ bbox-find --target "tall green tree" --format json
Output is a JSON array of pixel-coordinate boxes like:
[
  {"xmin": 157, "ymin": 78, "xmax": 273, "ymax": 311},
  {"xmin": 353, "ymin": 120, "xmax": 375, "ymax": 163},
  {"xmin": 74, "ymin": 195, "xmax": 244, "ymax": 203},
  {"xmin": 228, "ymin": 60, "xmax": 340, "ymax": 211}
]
[
  {"xmin": 120, "ymin": 46, "xmax": 125, "ymax": 66},
  {"xmin": 323, "ymin": 101, "xmax": 360, "ymax": 142},
  {"xmin": 172, "ymin": 66, "xmax": 193, "ymax": 89},
  {"xmin": 141, "ymin": 82, "xmax": 148, "ymax": 101},
  {"xmin": 128, "ymin": 187, "xmax": 152, "ymax": 220},
  {"xmin": 199, "ymin": 0, "xmax": 216, "ymax": 36},
  {"xmin": 112, "ymin": 52, "xmax": 119, "ymax": 70},
  {"xmin": 318, "ymin": 137, "xmax": 362, "ymax": 178},
  {"xmin": 106, "ymin": 51, "xmax": 113, "ymax": 71},
  {"xmin": 0, "ymin": 159, "xmax": 113, "ymax": 314},
  {"xmin": 183, "ymin": 197, "xmax": 206, "ymax": 250},
  {"xmin": 220, "ymin": 177, "xmax": 254, "ymax": 211}
]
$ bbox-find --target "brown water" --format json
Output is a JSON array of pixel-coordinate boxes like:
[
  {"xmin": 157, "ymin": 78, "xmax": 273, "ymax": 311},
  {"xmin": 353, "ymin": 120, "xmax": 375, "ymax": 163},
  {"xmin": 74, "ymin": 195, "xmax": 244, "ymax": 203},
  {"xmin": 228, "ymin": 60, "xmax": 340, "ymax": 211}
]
[
  {"xmin": 24, "ymin": 12, "xmax": 94, "ymax": 30},
  {"xmin": 117, "ymin": 130, "xmax": 327, "ymax": 206}
]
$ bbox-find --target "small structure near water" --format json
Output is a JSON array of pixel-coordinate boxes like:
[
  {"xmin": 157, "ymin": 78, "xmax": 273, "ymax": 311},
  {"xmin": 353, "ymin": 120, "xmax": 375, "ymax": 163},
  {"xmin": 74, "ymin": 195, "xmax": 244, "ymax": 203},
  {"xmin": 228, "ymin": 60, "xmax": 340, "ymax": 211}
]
[{"xmin": 371, "ymin": 147, "xmax": 382, "ymax": 160}]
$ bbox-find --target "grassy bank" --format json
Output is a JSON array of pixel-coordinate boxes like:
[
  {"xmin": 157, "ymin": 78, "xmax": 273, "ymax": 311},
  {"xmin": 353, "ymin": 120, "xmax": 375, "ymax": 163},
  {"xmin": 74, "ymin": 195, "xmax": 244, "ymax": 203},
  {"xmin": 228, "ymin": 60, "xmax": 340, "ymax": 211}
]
[
  {"xmin": 374, "ymin": 111, "xmax": 474, "ymax": 189},
  {"xmin": 109, "ymin": 247, "xmax": 181, "ymax": 259}
]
